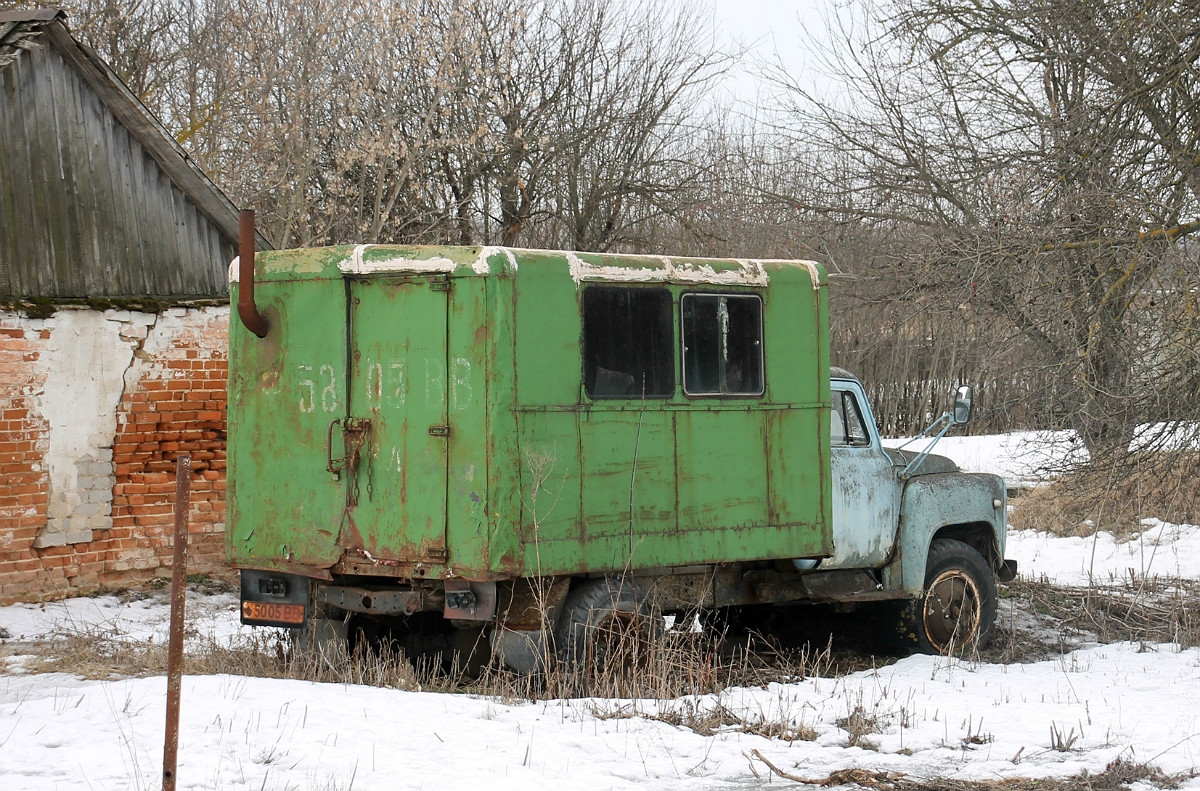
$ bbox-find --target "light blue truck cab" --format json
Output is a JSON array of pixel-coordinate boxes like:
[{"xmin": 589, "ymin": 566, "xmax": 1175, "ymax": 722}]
[{"xmin": 825, "ymin": 367, "xmax": 1015, "ymax": 652}]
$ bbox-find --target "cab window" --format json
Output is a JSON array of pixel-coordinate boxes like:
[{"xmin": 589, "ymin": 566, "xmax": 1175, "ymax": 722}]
[{"xmin": 832, "ymin": 390, "xmax": 871, "ymax": 446}]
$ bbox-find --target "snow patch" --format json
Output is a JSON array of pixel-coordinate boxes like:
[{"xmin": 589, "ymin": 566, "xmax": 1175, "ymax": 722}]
[
  {"xmin": 338, "ymin": 244, "xmax": 457, "ymax": 275},
  {"xmin": 565, "ymin": 250, "xmax": 771, "ymax": 285}
]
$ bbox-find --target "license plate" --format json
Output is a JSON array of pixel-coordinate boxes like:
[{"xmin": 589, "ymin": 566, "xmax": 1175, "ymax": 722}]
[{"xmin": 242, "ymin": 600, "xmax": 305, "ymax": 625}]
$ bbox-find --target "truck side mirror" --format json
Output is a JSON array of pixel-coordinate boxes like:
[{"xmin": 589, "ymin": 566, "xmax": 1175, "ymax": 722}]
[{"xmin": 952, "ymin": 385, "xmax": 974, "ymax": 424}]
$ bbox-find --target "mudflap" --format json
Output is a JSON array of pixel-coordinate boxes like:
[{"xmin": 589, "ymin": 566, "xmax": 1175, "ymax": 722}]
[{"xmin": 997, "ymin": 559, "xmax": 1018, "ymax": 582}]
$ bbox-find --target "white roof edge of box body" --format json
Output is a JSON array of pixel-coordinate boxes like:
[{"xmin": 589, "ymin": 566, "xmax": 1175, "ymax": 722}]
[{"xmin": 229, "ymin": 246, "xmax": 823, "ymax": 285}]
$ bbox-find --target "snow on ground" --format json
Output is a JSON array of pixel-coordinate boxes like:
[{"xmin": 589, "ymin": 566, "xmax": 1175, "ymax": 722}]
[
  {"xmin": 3, "ymin": 432, "xmax": 1200, "ymax": 790},
  {"xmin": 3, "ymin": 641, "xmax": 1200, "ymax": 791},
  {"xmin": 882, "ymin": 429, "xmax": 1085, "ymax": 486},
  {"xmin": 884, "ymin": 422, "xmax": 1199, "ymax": 488},
  {"xmin": 0, "ymin": 589, "xmax": 241, "ymax": 645},
  {"xmin": 1007, "ymin": 519, "xmax": 1200, "ymax": 586}
]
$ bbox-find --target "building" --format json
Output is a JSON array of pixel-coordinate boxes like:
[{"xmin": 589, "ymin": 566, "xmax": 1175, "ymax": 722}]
[{"xmin": 0, "ymin": 8, "xmax": 263, "ymax": 602}]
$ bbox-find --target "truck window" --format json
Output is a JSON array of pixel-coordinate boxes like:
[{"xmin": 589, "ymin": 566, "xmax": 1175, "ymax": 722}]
[
  {"xmin": 582, "ymin": 287, "xmax": 674, "ymax": 398},
  {"xmin": 681, "ymin": 293, "xmax": 764, "ymax": 396},
  {"xmin": 832, "ymin": 389, "xmax": 871, "ymax": 446}
]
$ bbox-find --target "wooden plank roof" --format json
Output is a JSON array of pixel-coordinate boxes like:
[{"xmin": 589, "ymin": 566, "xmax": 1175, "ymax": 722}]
[{"xmin": 0, "ymin": 8, "xmax": 270, "ymax": 300}]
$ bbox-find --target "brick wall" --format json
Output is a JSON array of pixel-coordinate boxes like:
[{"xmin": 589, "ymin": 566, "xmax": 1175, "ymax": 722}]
[{"xmin": 0, "ymin": 306, "xmax": 229, "ymax": 604}]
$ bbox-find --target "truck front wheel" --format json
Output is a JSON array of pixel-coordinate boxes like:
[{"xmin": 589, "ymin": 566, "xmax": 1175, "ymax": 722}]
[{"xmin": 904, "ymin": 539, "xmax": 997, "ymax": 655}]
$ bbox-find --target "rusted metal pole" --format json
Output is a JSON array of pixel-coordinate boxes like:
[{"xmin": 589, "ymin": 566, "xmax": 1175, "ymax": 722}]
[
  {"xmin": 237, "ymin": 209, "xmax": 269, "ymax": 338},
  {"xmin": 163, "ymin": 454, "xmax": 191, "ymax": 791}
]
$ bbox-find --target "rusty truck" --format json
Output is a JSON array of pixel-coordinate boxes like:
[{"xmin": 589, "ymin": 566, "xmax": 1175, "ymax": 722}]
[{"xmin": 228, "ymin": 213, "xmax": 1015, "ymax": 669}]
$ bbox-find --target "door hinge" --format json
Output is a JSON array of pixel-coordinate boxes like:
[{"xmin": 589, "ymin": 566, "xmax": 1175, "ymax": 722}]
[{"xmin": 428, "ymin": 425, "xmax": 451, "ymax": 437}]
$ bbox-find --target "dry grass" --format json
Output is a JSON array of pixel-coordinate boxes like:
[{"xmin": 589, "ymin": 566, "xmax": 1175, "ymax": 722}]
[
  {"xmin": 893, "ymin": 757, "xmax": 1191, "ymax": 790},
  {"xmin": 1011, "ymin": 452, "xmax": 1200, "ymax": 538},
  {"xmin": 13, "ymin": 566, "xmax": 1200, "ymax": 698},
  {"xmin": 1002, "ymin": 576, "xmax": 1200, "ymax": 649},
  {"xmin": 596, "ymin": 697, "xmax": 819, "ymax": 741},
  {"xmin": 18, "ymin": 573, "xmax": 1200, "ymax": 695},
  {"xmin": 528, "ymin": 621, "xmax": 839, "ymax": 700},
  {"xmin": 746, "ymin": 755, "xmax": 1191, "ymax": 790},
  {"xmin": 837, "ymin": 703, "xmax": 884, "ymax": 750},
  {"xmin": 8, "ymin": 607, "xmax": 844, "ymax": 705}
]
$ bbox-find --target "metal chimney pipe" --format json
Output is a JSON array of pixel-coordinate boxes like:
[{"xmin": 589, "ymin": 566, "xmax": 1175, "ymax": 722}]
[{"xmin": 237, "ymin": 209, "xmax": 269, "ymax": 338}]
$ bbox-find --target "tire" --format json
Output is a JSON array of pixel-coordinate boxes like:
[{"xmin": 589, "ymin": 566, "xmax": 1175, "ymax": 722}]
[
  {"xmin": 555, "ymin": 577, "xmax": 661, "ymax": 671},
  {"xmin": 901, "ymin": 538, "xmax": 998, "ymax": 655},
  {"xmin": 292, "ymin": 615, "xmax": 350, "ymax": 665},
  {"xmin": 490, "ymin": 627, "xmax": 552, "ymax": 675}
]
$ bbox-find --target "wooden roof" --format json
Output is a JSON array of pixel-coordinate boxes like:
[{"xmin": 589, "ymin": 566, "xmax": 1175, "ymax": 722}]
[{"xmin": 0, "ymin": 9, "xmax": 270, "ymax": 300}]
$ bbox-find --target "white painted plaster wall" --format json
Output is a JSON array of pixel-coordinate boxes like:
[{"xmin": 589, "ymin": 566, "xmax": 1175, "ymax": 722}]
[{"xmin": 32, "ymin": 310, "xmax": 155, "ymax": 546}]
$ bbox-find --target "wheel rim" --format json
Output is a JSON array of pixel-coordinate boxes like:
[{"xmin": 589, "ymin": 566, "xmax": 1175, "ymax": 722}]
[{"xmin": 922, "ymin": 569, "xmax": 982, "ymax": 653}]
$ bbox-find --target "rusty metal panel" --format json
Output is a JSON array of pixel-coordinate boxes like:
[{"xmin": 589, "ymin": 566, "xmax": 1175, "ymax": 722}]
[
  {"xmin": 229, "ymin": 246, "xmax": 833, "ymax": 587},
  {"xmin": 227, "ymin": 270, "xmax": 349, "ymax": 573},
  {"xmin": 580, "ymin": 409, "xmax": 676, "ymax": 566},
  {"xmin": 512, "ymin": 409, "xmax": 588, "ymax": 572},
  {"xmin": 446, "ymin": 276, "xmax": 493, "ymax": 575},
  {"xmin": 317, "ymin": 585, "xmax": 428, "ymax": 615},
  {"xmin": 344, "ymin": 276, "xmax": 449, "ymax": 564}
]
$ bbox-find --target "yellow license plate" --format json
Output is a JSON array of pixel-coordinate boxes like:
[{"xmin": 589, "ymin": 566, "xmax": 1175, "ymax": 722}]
[{"xmin": 242, "ymin": 601, "xmax": 305, "ymax": 625}]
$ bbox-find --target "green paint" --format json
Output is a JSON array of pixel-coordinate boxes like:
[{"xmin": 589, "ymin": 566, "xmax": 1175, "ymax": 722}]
[
  {"xmin": 227, "ymin": 249, "xmax": 832, "ymax": 581},
  {"xmin": 253, "ymin": 245, "xmax": 357, "ymax": 280}
]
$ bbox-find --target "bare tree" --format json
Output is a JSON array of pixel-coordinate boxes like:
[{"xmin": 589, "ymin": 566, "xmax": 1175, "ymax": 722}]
[{"xmin": 769, "ymin": 0, "xmax": 1200, "ymax": 458}]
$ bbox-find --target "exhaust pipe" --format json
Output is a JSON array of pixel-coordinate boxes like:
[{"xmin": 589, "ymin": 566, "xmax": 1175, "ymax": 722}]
[{"xmin": 237, "ymin": 209, "xmax": 269, "ymax": 338}]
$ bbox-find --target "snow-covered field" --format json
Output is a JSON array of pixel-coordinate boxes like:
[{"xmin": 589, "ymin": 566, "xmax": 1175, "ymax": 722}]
[
  {"xmin": 883, "ymin": 429, "xmax": 1087, "ymax": 487},
  {"xmin": 3, "ymin": 433, "xmax": 1199, "ymax": 791}
]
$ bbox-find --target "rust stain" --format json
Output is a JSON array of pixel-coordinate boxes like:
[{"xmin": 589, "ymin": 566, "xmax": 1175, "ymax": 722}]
[
  {"xmin": 496, "ymin": 551, "xmax": 522, "ymax": 575},
  {"xmin": 765, "ymin": 411, "xmax": 779, "ymax": 524},
  {"xmin": 337, "ymin": 511, "xmax": 365, "ymax": 550},
  {"xmin": 234, "ymin": 559, "xmax": 334, "ymax": 581},
  {"xmin": 495, "ymin": 577, "xmax": 569, "ymax": 630},
  {"xmin": 399, "ymin": 418, "xmax": 409, "ymax": 505}
]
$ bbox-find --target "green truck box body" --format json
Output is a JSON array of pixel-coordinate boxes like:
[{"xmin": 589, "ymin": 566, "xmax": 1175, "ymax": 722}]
[{"xmin": 227, "ymin": 246, "xmax": 832, "ymax": 583}]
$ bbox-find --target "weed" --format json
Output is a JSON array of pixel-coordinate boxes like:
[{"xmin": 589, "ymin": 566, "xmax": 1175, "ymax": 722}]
[
  {"xmin": 1049, "ymin": 722, "xmax": 1079, "ymax": 752},
  {"xmin": 1011, "ymin": 452, "xmax": 1200, "ymax": 538},
  {"xmin": 837, "ymin": 703, "xmax": 882, "ymax": 750},
  {"xmin": 960, "ymin": 716, "xmax": 993, "ymax": 748},
  {"xmin": 997, "ymin": 576, "xmax": 1200, "ymax": 651},
  {"xmin": 637, "ymin": 697, "xmax": 819, "ymax": 742},
  {"xmin": 889, "ymin": 756, "xmax": 1194, "ymax": 790}
]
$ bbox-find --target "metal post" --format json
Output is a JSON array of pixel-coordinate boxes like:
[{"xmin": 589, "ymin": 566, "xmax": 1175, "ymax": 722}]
[{"xmin": 163, "ymin": 454, "xmax": 191, "ymax": 791}]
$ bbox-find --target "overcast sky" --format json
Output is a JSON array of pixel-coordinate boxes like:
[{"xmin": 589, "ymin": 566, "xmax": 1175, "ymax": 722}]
[{"xmin": 706, "ymin": 0, "xmax": 840, "ymax": 103}]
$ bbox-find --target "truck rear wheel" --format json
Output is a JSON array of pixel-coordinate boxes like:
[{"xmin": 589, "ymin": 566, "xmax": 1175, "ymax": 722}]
[
  {"xmin": 555, "ymin": 577, "xmax": 661, "ymax": 674},
  {"xmin": 904, "ymin": 539, "xmax": 997, "ymax": 655},
  {"xmin": 292, "ymin": 615, "xmax": 350, "ymax": 665}
]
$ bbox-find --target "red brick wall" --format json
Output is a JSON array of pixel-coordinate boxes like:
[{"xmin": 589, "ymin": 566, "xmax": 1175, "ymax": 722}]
[
  {"xmin": 0, "ymin": 319, "xmax": 52, "ymax": 599},
  {"xmin": 0, "ymin": 307, "xmax": 230, "ymax": 604}
]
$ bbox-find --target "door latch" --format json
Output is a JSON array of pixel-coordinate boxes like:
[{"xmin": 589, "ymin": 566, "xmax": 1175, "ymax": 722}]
[
  {"xmin": 327, "ymin": 417, "xmax": 372, "ymax": 479},
  {"xmin": 428, "ymin": 425, "xmax": 451, "ymax": 437}
]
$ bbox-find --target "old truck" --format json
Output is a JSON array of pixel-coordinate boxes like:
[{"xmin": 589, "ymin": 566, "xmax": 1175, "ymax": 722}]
[{"xmin": 227, "ymin": 213, "xmax": 1015, "ymax": 669}]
